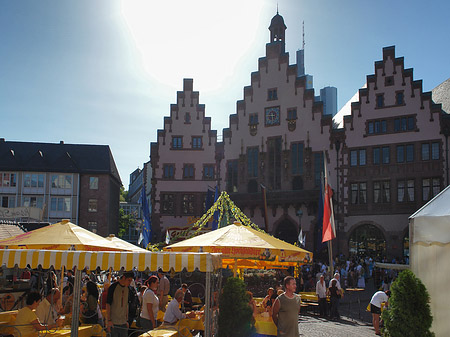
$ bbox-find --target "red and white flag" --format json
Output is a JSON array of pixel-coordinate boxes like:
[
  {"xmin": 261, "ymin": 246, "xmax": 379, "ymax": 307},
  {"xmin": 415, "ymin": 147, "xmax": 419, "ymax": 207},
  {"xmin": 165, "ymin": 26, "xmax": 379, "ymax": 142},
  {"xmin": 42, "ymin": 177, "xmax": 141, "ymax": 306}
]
[{"xmin": 322, "ymin": 151, "xmax": 336, "ymax": 243}]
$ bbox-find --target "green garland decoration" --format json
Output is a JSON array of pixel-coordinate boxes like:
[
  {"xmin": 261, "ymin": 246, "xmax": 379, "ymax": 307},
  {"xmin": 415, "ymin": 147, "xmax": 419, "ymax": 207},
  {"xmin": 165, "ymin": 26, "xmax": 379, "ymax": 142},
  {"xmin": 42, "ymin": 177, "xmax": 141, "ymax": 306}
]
[{"xmin": 150, "ymin": 191, "xmax": 267, "ymax": 250}]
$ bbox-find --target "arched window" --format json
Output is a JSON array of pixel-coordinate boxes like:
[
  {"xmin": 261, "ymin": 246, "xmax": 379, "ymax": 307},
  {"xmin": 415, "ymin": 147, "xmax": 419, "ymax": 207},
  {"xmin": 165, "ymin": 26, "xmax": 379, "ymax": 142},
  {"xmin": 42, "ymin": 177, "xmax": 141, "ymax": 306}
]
[{"xmin": 349, "ymin": 224, "xmax": 386, "ymax": 258}]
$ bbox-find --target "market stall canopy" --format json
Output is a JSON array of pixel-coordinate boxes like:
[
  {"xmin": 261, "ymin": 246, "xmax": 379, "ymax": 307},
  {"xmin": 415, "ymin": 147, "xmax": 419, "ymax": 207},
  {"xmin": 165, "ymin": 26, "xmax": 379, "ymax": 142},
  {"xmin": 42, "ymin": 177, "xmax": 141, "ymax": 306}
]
[
  {"xmin": 409, "ymin": 184, "xmax": 450, "ymax": 244},
  {"xmin": 164, "ymin": 222, "xmax": 312, "ymax": 265},
  {"xmin": 0, "ymin": 249, "xmax": 222, "ymax": 272},
  {"xmin": 0, "ymin": 219, "xmax": 134, "ymax": 251},
  {"xmin": 105, "ymin": 234, "xmax": 147, "ymax": 252}
]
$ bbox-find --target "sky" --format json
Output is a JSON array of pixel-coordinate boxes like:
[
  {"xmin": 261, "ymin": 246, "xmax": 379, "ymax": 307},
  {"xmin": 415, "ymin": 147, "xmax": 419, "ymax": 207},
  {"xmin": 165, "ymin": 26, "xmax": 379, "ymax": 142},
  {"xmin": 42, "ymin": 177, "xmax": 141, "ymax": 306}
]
[{"xmin": 1, "ymin": 0, "xmax": 449, "ymax": 188}]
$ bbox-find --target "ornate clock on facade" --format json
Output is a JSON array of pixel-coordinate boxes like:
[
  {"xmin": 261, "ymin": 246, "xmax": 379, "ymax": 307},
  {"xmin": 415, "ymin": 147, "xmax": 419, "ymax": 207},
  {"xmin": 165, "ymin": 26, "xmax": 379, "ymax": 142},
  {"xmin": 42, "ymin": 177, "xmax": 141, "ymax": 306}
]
[{"xmin": 265, "ymin": 106, "xmax": 280, "ymax": 126}]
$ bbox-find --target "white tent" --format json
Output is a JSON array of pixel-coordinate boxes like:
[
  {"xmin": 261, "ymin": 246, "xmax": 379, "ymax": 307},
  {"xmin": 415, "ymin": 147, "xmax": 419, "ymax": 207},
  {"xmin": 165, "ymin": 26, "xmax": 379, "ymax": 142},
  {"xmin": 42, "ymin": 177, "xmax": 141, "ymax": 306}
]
[{"xmin": 409, "ymin": 185, "xmax": 450, "ymax": 337}]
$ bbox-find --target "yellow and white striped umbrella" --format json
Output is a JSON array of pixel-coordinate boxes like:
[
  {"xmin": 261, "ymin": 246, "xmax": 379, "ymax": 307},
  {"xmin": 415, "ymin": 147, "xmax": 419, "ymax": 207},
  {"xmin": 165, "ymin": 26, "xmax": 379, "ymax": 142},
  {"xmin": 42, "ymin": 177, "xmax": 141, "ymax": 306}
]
[{"xmin": 0, "ymin": 249, "xmax": 222, "ymax": 272}]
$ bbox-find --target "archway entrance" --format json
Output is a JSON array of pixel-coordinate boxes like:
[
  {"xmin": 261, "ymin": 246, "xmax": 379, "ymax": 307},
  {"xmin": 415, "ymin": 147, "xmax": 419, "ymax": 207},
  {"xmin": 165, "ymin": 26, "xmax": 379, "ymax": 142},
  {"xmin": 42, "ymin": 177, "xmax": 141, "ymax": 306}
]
[
  {"xmin": 274, "ymin": 218, "xmax": 298, "ymax": 244},
  {"xmin": 349, "ymin": 224, "xmax": 386, "ymax": 258}
]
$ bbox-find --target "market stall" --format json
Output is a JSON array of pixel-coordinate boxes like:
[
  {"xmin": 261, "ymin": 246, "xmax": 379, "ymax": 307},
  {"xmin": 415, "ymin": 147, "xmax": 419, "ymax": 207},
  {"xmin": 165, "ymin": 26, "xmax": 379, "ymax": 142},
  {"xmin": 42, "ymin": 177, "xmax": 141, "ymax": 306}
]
[
  {"xmin": 0, "ymin": 249, "xmax": 222, "ymax": 337},
  {"xmin": 165, "ymin": 221, "xmax": 312, "ymax": 275},
  {"xmin": 0, "ymin": 219, "xmax": 134, "ymax": 251}
]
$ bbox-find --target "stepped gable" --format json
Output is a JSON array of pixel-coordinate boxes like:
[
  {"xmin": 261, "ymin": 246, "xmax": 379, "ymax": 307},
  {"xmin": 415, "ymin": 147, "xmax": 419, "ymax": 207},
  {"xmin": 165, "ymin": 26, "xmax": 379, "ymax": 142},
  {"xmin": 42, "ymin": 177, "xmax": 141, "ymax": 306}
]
[{"xmin": 344, "ymin": 46, "xmax": 442, "ymax": 131}]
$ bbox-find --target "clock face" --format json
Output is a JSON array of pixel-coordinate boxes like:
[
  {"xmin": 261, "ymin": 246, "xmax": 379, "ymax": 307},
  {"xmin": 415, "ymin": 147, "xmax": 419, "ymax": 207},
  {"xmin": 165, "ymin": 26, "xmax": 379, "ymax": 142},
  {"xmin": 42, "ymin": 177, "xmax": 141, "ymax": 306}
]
[{"xmin": 265, "ymin": 107, "xmax": 280, "ymax": 126}]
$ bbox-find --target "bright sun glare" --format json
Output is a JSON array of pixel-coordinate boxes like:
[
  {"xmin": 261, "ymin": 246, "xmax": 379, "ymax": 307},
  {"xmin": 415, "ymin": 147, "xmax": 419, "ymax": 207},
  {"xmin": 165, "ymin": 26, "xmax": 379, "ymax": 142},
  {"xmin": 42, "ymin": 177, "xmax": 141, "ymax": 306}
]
[{"xmin": 121, "ymin": 0, "xmax": 266, "ymax": 93}]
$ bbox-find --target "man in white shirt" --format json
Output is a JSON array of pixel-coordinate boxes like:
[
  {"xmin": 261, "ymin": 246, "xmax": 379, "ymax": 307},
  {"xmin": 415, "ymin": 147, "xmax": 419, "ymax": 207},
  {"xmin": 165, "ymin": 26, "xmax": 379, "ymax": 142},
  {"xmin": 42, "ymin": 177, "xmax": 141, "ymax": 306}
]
[
  {"xmin": 163, "ymin": 290, "xmax": 195, "ymax": 325},
  {"xmin": 329, "ymin": 272, "xmax": 341, "ymax": 290},
  {"xmin": 36, "ymin": 288, "xmax": 62, "ymax": 326},
  {"xmin": 315, "ymin": 274, "xmax": 327, "ymax": 317}
]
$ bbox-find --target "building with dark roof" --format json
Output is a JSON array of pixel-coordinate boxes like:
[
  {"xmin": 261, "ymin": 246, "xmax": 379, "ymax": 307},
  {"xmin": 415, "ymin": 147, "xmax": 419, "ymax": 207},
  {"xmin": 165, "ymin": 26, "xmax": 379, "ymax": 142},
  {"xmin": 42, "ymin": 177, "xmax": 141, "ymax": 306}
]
[{"xmin": 0, "ymin": 139, "xmax": 121, "ymax": 236}]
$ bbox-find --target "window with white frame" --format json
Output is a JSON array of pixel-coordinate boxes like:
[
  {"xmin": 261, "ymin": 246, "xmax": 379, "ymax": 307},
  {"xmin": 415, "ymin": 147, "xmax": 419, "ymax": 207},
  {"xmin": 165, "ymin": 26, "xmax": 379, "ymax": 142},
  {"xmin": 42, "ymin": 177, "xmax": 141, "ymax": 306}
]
[
  {"xmin": 51, "ymin": 174, "xmax": 72, "ymax": 189},
  {"xmin": 50, "ymin": 197, "xmax": 71, "ymax": 212},
  {"xmin": 88, "ymin": 199, "xmax": 98, "ymax": 212},
  {"xmin": 23, "ymin": 196, "xmax": 44, "ymax": 209},
  {"xmin": 0, "ymin": 195, "xmax": 15, "ymax": 208},
  {"xmin": 24, "ymin": 173, "xmax": 45, "ymax": 188},
  {"xmin": 87, "ymin": 222, "xmax": 98, "ymax": 233},
  {"xmin": 0, "ymin": 173, "xmax": 17, "ymax": 187},
  {"xmin": 89, "ymin": 177, "xmax": 98, "ymax": 189}
]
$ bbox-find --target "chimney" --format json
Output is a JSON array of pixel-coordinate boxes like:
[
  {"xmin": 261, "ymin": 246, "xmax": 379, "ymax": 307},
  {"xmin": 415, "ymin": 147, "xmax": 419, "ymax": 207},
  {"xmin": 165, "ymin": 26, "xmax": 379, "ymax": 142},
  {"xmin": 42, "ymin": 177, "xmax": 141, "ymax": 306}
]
[
  {"xmin": 60, "ymin": 141, "xmax": 64, "ymax": 144},
  {"xmin": 0, "ymin": 138, "xmax": 5, "ymax": 143}
]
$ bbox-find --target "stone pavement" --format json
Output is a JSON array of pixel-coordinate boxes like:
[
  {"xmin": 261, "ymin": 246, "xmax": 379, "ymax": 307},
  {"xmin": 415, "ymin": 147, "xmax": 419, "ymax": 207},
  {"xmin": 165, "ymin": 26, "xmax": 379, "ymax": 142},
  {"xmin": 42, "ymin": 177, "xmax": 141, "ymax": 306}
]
[{"xmin": 298, "ymin": 315, "xmax": 375, "ymax": 337}]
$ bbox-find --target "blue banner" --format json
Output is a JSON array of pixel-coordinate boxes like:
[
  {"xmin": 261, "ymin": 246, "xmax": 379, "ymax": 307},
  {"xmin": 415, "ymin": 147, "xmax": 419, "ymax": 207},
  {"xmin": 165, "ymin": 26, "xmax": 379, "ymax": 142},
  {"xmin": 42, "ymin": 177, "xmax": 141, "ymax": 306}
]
[{"xmin": 140, "ymin": 186, "xmax": 151, "ymax": 248}]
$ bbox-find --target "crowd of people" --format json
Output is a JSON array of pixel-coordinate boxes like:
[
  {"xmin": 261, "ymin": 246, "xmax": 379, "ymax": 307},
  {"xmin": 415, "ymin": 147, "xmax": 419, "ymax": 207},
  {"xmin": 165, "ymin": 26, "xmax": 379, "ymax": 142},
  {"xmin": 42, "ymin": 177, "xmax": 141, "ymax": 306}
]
[
  {"xmin": 8, "ymin": 254, "xmax": 402, "ymax": 337},
  {"xmin": 10, "ymin": 266, "xmax": 205, "ymax": 337}
]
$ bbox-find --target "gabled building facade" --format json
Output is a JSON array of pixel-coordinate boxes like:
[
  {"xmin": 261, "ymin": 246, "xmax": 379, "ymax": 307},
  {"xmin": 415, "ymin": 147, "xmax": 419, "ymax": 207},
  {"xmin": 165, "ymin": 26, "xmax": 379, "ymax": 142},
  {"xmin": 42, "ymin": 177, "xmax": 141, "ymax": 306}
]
[
  {"xmin": 221, "ymin": 12, "xmax": 334, "ymax": 248},
  {"xmin": 150, "ymin": 12, "xmax": 449, "ymax": 260},
  {"xmin": 337, "ymin": 46, "xmax": 449, "ymax": 259},
  {"xmin": 150, "ymin": 79, "xmax": 218, "ymax": 236}
]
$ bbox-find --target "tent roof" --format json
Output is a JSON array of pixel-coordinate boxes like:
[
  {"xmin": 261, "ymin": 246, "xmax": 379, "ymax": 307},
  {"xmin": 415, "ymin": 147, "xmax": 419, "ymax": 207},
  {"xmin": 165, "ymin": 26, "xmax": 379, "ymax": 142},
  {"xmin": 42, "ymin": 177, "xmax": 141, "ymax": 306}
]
[
  {"xmin": 409, "ymin": 185, "xmax": 450, "ymax": 244},
  {"xmin": 165, "ymin": 222, "xmax": 312, "ymax": 263},
  {"xmin": 0, "ymin": 249, "xmax": 222, "ymax": 272},
  {"xmin": 0, "ymin": 220, "xmax": 132, "ymax": 251},
  {"xmin": 105, "ymin": 235, "xmax": 147, "ymax": 252}
]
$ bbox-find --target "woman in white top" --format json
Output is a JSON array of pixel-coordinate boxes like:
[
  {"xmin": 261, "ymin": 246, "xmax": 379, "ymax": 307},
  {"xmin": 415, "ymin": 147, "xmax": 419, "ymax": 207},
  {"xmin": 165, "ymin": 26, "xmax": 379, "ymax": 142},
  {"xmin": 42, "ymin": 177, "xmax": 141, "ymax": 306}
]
[{"xmin": 140, "ymin": 275, "xmax": 160, "ymax": 331}]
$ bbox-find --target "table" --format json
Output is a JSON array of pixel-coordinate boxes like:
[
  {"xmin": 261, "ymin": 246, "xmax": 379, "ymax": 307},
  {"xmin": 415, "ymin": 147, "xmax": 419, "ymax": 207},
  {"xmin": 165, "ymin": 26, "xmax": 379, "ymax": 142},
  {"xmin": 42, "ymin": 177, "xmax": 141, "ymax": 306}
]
[
  {"xmin": 345, "ymin": 288, "xmax": 365, "ymax": 320},
  {"xmin": 254, "ymin": 313, "xmax": 277, "ymax": 336},
  {"xmin": 47, "ymin": 325, "xmax": 102, "ymax": 337},
  {"xmin": 140, "ymin": 328, "xmax": 179, "ymax": 337}
]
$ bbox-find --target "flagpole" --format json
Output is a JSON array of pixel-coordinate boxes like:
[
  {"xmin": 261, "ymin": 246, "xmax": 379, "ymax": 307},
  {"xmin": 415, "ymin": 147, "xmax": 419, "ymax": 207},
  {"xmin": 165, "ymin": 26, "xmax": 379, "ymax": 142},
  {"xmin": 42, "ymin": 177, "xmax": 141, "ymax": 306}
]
[
  {"xmin": 322, "ymin": 150, "xmax": 335, "ymax": 276},
  {"xmin": 328, "ymin": 240, "xmax": 334, "ymax": 276},
  {"xmin": 261, "ymin": 184, "xmax": 269, "ymax": 233}
]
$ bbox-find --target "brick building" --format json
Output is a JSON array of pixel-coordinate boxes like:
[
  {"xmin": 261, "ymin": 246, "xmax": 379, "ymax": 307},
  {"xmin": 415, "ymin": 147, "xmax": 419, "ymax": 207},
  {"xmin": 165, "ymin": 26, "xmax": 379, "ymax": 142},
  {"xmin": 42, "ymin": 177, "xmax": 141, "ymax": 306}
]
[{"xmin": 0, "ymin": 140, "xmax": 121, "ymax": 236}]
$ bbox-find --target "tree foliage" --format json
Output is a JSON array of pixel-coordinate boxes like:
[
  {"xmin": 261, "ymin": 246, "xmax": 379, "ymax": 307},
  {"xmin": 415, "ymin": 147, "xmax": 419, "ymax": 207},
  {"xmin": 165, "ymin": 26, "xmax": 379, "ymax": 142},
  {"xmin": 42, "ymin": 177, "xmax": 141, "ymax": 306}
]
[
  {"xmin": 118, "ymin": 208, "xmax": 134, "ymax": 238},
  {"xmin": 382, "ymin": 269, "xmax": 434, "ymax": 337},
  {"xmin": 120, "ymin": 186, "xmax": 128, "ymax": 202},
  {"xmin": 218, "ymin": 277, "xmax": 255, "ymax": 337}
]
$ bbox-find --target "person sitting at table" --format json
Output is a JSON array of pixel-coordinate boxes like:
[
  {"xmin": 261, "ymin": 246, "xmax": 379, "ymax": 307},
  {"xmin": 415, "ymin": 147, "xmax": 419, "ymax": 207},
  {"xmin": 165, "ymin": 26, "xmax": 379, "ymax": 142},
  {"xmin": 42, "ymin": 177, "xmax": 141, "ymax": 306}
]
[
  {"xmin": 247, "ymin": 291, "xmax": 258, "ymax": 316},
  {"xmin": 83, "ymin": 281, "xmax": 99, "ymax": 324},
  {"xmin": 36, "ymin": 288, "xmax": 63, "ymax": 326},
  {"xmin": 16, "ymin": 292, "xmax": 61, "ymax": 337},
  {"xmin": 163, "ymin": 289, "xmax": 196, "ymax": 325},
  {"xmin": 262, "ymin": 287, "xmax": 275, "ymax": 310},
  {"xmin": 140, "ymin": 275, "xmax": 159, "ymax": 331},
  {"xmin": 179, "ymin": 283, "xmax": 193, "ymax": 312},
  {"xmin": 61, "ymin": 284, "xmax": 74, "ymax": 314}
]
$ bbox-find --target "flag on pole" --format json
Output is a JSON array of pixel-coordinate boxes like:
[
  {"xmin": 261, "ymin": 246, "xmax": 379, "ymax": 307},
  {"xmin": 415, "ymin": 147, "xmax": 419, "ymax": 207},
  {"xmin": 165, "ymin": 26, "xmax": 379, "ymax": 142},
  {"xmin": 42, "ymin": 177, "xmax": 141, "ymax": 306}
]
[
  {"xmin": 322, "ymin": 151, "xmax": 336, "ymax": 243},
  {"xmin": 139, "ymin": 186, "xmax": 152, "ymax": 248},
  {"xmin": 298, "ymin": 229, "xmax": 306, "ymax": 246},
  {"xmin": 165, "ymin": 230, "xmax": 170, "ymax": 245}
]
